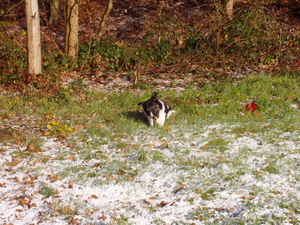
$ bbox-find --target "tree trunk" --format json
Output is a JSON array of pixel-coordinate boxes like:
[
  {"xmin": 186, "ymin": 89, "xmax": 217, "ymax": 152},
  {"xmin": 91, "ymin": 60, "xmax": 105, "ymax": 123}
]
[
  {"xmin": 49, "ymin": 0, "xmax": 61, "ymax": 26},
  {"xmin": 25, "ymin": 0, "xmax": 42, "ymax": 76},
  {"xmin": 65, "ymin": 0, "xmax": 79, "ymax": 58},
  {"xmin": 96, "ymin": 0, "xmax": 113, "ymax": 40},
  {"xmin": 225, "ymin": 0, "xmax": 234, "ymax": 20},
  {"xmin": 221, "ymin": 0, "xmax": 234, "ymax": 20}
]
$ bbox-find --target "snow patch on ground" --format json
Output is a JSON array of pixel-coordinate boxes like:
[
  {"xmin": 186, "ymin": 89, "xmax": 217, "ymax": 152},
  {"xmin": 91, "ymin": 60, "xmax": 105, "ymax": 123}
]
[{"xmin": 1, "ymin": 123, "xmax": 300, "ymax": 224}]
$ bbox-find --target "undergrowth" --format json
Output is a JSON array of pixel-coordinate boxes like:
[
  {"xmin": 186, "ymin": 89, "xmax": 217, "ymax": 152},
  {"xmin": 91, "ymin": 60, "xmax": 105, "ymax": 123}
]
[{"xmin": 1, "ymin": 1, "xmax": 300, "ymax": 88}]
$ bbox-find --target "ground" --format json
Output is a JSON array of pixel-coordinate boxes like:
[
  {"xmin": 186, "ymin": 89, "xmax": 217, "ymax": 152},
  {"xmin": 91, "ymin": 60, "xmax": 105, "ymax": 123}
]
[
  {"xmin": 1, "ymin": 1, "xmax": 300, "ymax": 224},
  {"xmin": 1, "ymin": 77, "xmax": 300, "ymax": 224}
]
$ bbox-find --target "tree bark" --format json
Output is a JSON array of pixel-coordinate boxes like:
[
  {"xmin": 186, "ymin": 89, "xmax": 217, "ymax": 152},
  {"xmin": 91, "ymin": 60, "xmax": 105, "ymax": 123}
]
[
  {"xmin": 65, "ymin": 0, "xmax": 79, "ymax": 58},
  {"xmin": 25, "ymin": 0, "xmax": 42, "ymax": 76},
  {"xmin": 49, "ymin": 0, "xmax": 61, "ymax": 26}
]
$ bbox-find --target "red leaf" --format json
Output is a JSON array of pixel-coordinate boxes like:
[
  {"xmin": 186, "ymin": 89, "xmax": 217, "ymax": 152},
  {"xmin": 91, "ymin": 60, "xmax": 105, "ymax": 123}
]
[{"xmin": 244, "ymin": 101, "xmax": 260, "ymax": 114}]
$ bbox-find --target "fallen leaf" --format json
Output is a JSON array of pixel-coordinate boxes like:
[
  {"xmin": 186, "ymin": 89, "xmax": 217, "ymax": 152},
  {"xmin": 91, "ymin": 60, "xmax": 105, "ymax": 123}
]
[
  {"xmin": 127, "ymin": 175, "xmax": 134, "ymax": 181},
  {"xmin": 44, "ymin": 131, "xmax": 51, "ymax": 136},
  {"xmin": 90, "ymin": 194, "xmax": 98, "ymax": 199},
  {"xmin": 194, "ymin": 215, "xmax": 203, "ymax": 219},
  {"xmin": 0, "ymin": 148, "xmax": 7, "ymax": 153},
  {"xmin": 158, "ymin": 201, "xmax": 168, "ymax": 207},
  {"xmin": 27, "ymin": 144, "xmax": 35, "ymax": 150},
  {"xmin": 173, "ymin": 184, "xmax": 187, "ymax": 194},
  {"xmin": 99, "ymin": 215, "xmax": 108, "ymax": 220},
  {"xmin": 236, "ymin": 190, "xmax": 246, "ymax": 195},
  {"xmin": 92, "ymin": 163, "xmax": 101, "ymax": 168},
  {"xmin": 49, "ymin": 174, "xmax": 61, "ymax": 182},
  {"xmin": 117, "ymin": 169, "xmax": 126, "ymax": 175},
  {"xmin": 68, "ymin": 155, "xmax": 76, "ymax": 160},
  {"xmin": 244, "ymin": 101, "xmax": 260, "ymax": 116},
  {"xmin": 16, "ymin": 208, "xmax": 24, "ymax": 212},
  {"xmin": 19, "ymin": 198, "xmax": 32, "ymax": 208}
]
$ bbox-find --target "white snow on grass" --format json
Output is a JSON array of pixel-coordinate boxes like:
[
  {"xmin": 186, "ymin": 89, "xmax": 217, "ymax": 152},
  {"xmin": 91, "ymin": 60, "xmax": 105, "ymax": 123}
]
[{"xmin": 1, "ymin": 122, "xmax": 300, "ymax": 224}]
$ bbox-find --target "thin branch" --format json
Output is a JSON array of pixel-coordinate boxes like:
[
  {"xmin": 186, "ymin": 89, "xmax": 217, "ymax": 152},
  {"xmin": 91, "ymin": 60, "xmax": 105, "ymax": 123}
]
[
  {"xmin": 4, "ymin": 0, "xmax": 25, "ymax": 15},
  {"xmin": 41, "ymin": 30, "xmax": 63, "ymax": 54},
  {"xmin": 141, "ymin": 61, "xmax": 233, "ymax": 73},
  {"xmin": 115, "ymin": 60, "xmax": 233, "ymax": 76}
]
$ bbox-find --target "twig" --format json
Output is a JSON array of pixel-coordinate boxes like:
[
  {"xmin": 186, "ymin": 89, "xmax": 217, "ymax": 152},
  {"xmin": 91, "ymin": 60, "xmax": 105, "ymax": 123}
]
[
  {"xmin": 141, "ymin": 60, "xmax": 232, "ymax": 73},
  {"xmin": 115, "ymin": 60, "xmax": 233, "ymax": 77},
  {"xmin": 41, "ymin": 30, "xmax": 63, "ymax": 54},
  {"xmin": 3, "ymin": 0, "xmax": 25, "ymax": 16}
]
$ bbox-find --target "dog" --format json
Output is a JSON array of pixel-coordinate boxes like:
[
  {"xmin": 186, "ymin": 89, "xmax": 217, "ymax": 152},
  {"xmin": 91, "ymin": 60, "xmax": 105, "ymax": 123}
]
[{"xmin": 138, "ymin": 92, "xmax": 175, "ymax": 127}]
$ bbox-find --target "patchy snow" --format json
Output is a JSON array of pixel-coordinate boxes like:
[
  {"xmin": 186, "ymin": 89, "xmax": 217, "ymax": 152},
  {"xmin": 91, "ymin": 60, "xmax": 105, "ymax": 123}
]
[{"xmin": 1, "ymin": 123, "xmax": 300, "ymax": 224}]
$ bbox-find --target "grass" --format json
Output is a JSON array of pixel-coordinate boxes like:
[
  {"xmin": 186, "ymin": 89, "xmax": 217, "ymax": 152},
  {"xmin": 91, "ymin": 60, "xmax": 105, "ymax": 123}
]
[
  {"xmin": 38, "ymin": 182, "xmax": 56, "ymax": 198},
  {"xmin": 2, "ymin": 74, "xmax": 300, "ymax": 127},
  {"xmin": 1, "ymin": 74, "xmax": 300, "ymax": 224}
]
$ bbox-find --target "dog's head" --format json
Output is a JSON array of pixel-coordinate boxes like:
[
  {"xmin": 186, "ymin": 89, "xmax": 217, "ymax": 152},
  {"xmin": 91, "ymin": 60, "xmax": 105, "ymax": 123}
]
[
  {"xmin": 145, "ymin": 100, "xmax": 162, "ymax": 119},
  {"xmin": 138, "ymin": 92, "xmax": 162, "ymax": 119}
]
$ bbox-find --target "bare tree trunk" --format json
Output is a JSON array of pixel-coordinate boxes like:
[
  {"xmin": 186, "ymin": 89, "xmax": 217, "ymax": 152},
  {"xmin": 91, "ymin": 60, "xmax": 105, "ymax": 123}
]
[
  {"xmin": 226, "ymin": 0, "xmax": 234, "ymax": 20},
  {"xmin": 49, "ymin": 0, "xmax": 61, "ymax": 26},
  {"xmin": 65, "ymin": 0, "xmax": 79, "ymax": 58},
  {"xmin": 157, "ymin": 0, "xmax": 165, "ymax": 44},
  {"xmin": 221, "ymin": 0, "xmax": 234, "ymax": 20},
  {"xmin": 96, "ymin": 0, "xmax": 113, "ymax": 40},
  {"xmin": 25, "ymin": 0, "xmax": 42, "ymax": 76}
]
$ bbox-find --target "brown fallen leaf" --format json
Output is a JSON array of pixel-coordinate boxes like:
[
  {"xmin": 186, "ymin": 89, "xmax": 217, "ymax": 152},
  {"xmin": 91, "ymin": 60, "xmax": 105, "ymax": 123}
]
[
  {"xmin": 173, "ymin": 184, "xmax": 187, "ymax": 194},
  {"xmin": 117, "ymin": 169, "xmax": 126, "ymax": 175},
  {"xmin": 49, "ymin": 174, "xmax": 61, "ymax": 182},
  {"xmin": 194, "ymin": 215, "xmax": 203, "ymax": 219},
  {"xmin": 158, "ymin": 201, "xmax": 168, "ymax": 207},
  {"xmin": 92, "ymin": 163, "xmax": 101, "ymax": 168},
  {"xmin": 19, "ymin": 199, "xmax": 29, "ymax": 207},
  {"xmin": 99, "ymin": 214, "xmax": 108, "ymax": 220},
  {"xmin": 236, "ymin": 190, "xmax": 246, "ymax": 195},
  {"xmin": 126, "ymin": 175, "xmax": 134, "ymax": 181},
  {"xmin": 0, "ymin": 148, "xmax": 7, "ymax": 153},
  {"xmin": 90, "ymin": 194, "xmax": 98, "ymax": 199},
  {"xmin": 68, "ymin": 155, "xmax": 76, "ymax": 160}
]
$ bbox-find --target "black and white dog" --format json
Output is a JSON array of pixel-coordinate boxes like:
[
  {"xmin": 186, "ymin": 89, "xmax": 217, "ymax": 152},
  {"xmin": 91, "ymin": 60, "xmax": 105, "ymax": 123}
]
[{"xmin": 138, "ymin": 92, "xmax": 175, "ymax": 127}]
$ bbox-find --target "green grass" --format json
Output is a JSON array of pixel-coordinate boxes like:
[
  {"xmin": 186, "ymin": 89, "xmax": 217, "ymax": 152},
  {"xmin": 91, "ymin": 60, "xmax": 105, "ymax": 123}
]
[
  {"xmin": 38, "ymin": 182, "xmax": 56, "ymax": 198},
  {"xmin": 2, "ymin": 74, "xmax": 299, "ymax": 131}
]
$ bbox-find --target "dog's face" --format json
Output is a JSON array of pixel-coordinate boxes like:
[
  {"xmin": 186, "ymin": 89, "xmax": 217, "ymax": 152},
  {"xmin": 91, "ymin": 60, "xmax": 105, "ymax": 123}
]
[{"xmin": 145, "ymin": 100, "xmax": 162, "ymax": 119}]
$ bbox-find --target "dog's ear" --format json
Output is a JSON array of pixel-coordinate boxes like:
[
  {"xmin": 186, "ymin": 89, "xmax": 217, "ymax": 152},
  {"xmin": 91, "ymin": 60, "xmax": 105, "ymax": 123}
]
[{"xmin": 138, "ymin": 102, "xmax": 144, "ymax": 106}]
